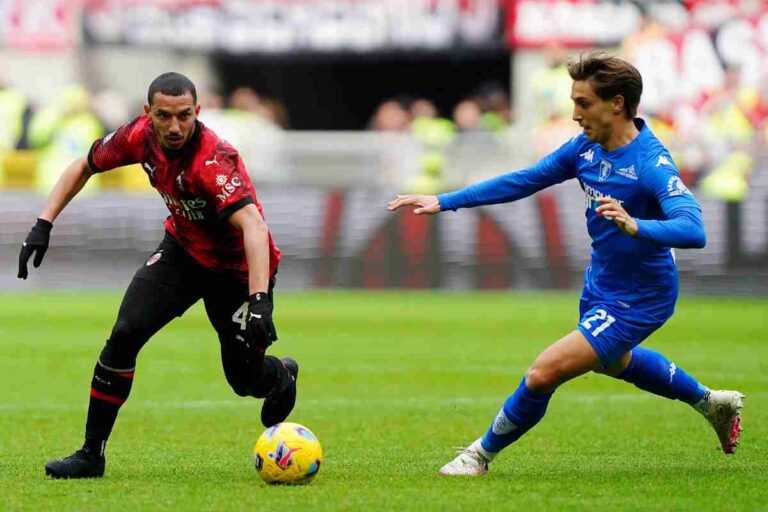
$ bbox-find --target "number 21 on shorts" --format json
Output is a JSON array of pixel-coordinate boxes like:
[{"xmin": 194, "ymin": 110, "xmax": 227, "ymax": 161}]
[{"xmin": 581, "ymin": 309, "xmax": 616, "ymax": 337}]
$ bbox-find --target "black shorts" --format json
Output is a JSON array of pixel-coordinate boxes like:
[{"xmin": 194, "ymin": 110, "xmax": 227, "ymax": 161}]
[{"xmin": 101, "ymin": 231, "xmax": 274, "ymax": 371}]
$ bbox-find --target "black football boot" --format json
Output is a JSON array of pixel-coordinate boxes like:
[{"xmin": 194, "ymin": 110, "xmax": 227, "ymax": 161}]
[{"xmin": 44, "ymin": 449, "xmax": 105, "ymax": 479}]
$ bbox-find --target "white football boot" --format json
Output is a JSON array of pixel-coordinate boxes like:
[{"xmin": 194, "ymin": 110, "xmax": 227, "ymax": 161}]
[
  {"xmin": 695, "ymin": 390, "xmax": 745, "ymax": 454},
  {"xmin": 438, "ymin": 442, "xmax": 490, "ymax": 476}
]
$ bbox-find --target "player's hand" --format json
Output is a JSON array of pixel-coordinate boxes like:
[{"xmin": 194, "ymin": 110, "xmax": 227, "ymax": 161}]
[
  {"xmin": 246, "ymin": 292, "xmax": 278, "ymax": 350},
  {"xmin": 18, "ymin": 218, "xmax": 53, "ymax": 279},
  {"xmin": 386, "ymin": 195, "xmax": 441, "ymax": 215},
  {"xmin": 596, "ymin": 197, "xmax": 638, "ymax": 237}
]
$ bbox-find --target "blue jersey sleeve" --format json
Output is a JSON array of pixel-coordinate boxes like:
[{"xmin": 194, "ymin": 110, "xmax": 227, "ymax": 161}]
[
  {"xmin": 438, "ymin": 137, "xmax": 578, "ymax": 211},
  {"xmin": 636, "ymin": 151, "xmax": 706, "ymax": 248}
]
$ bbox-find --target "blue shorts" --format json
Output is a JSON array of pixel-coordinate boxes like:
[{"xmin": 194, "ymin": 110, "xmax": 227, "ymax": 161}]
[{"xmin": 577, "ymin": 289, "xmax": 670, "ymax": 367}]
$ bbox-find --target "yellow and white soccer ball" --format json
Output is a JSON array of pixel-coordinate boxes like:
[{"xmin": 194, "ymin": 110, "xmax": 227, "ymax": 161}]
[{"xmin": 253, "ymin": 422, "xmax": 323, "ymax": 485}]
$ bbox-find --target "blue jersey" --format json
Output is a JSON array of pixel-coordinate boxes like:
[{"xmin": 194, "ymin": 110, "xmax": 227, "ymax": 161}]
[{"xmin": 438, "ymin": 119, "xmax": 705, "ymax": 322}]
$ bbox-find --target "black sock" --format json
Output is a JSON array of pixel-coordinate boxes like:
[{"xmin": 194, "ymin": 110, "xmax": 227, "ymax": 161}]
[
  {"xmin": 83, "ymin": 360, "xmax": 135, "ymax": 456},
  {"xmin": 250, "ymin": 355, "xmax": 289, "ymax": 397}
]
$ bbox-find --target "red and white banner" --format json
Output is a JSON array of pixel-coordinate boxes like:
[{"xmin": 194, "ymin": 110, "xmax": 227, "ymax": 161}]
[
  {"xmin": 506, "ymin": 0, "xmax": 640, "ymax": 48},
  {"xmin": 506, "ymin": 0, "xmax": 768, "ymax": 49},
  {"xmin": 1, "ymin": 0, "xmax": 79, "ymax": 51},
  {"xmin": 83, "ymin": 0, "xmax": 506, "ymax": 53}
]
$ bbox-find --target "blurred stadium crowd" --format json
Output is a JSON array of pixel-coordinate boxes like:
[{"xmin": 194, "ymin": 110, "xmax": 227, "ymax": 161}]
[
  {"xmin": 0, "ymin": 77, "xmax": 514, "ymax": 193},
  {"xmin": 0, "ymin": 0, "xmax": 765, "ymax": 203},
  {"xmin": 2, "ymin": 0, "xmax": 767, "ymax": 293},
  {"xmin": 0, "ymin": 83, "xmax": 292, "ymax": 192},
  {"xmin": 531, "ymin": 8, "xmax": 768, "ymax": 205}
]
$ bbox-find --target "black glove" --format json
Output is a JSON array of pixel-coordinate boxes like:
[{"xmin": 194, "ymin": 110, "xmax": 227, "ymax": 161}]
[
  {"xmin": 18, "ymin": 218, "xmax": 53, "ymax": 279},
  {"xmin": 246, "ymin": 292, "xmax": 277, "ymax": 350}
]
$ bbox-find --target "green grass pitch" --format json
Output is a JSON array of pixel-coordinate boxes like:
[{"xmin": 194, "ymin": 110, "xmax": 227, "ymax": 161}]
[{"xmin": 1, "ymin": 290, "xmax": 766, "ymax": 511}]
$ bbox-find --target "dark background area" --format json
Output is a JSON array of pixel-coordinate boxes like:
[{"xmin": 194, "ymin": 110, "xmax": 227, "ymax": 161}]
[{"xmin": 214, "ymin": 50, "xmax": 511, "ymax": 130}]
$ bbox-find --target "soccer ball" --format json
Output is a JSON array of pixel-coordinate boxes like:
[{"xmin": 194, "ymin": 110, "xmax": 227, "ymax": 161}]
[{"xmin": 252, "ymin": 422, "xmax": 323, "ymax": 485}]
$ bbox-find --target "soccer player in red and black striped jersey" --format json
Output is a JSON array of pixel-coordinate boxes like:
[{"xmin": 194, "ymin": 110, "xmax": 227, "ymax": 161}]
[{"xmin": 17, "ymin": 73, "xmax": 299, "ymax": 479}]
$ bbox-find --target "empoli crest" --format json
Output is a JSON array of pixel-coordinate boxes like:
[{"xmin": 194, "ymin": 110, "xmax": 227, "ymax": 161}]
[{"xmin": 599, "ymin": 160, "xmax": 612, "ymax": 182}]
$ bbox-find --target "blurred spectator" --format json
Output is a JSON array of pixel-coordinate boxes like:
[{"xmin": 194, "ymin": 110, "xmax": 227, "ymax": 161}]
[
  {"xmin": 407, "ymin": 97, "xmax": 457, "ymax": 194},
  {"xmin": 473, "ymin": 82, "xmax": 512, "ymax": 131},
  {"xmin": 0, "ymin": 82, "xmax": 32, "ymax": 187},
  {"xmin": 453, "ymin": 99, "xmax": 483, "ymax": 132},
  {"xmin": 701, "ymin": 65, "xmax": 754, "ymax": 150},
  {"xmin": 197, "ymin": 88, "xmax": 228, "ymax": 135},
  {"xmin": 203, "ymin": 86, "xmax": 283, "ymax": 155},
  {"xmin": 530, "ymin": 45, "xmax": 581, "ymax": 163},
  {"xmin": 258, "ymin": 97, "xmax": 290, "ymax": 129},
  {"xmin": 29, "ymin": 86, "xmax": 104, "ymax": 194},
  {"xmin": 199, "ymin": 89, "xmax": 224, "ymax": 111},
  {"xmin": 91, "ymin": 89, "xmax": 132, "ymax": 133},
  {"xmin": 221, "ymin": 86, "xmax": 285, "ymax": 181},
  {"xmin": 532, "ymin": 113, "xmax": 579, "ymax": 160},
  {"xmin": 621, "ymin": 8, "xmax": 673, "ymax": 116},
  {"xmin": 531, "ymin": 43, "xmax": 572, "ymax": 122},
  {"xmin": 409, "ymin": 98, "xmax": 438, "ymax": 120},
  {"xmin": 700, "ymin": 151, "xmax": 753, "ymax": 202},
  {"xmin": 369, "ymin": 99, "xmax": 410, "ymax": 132},
  {"xmin": 229, "ymin": 86, "xmax": 261, "ymax": 113},
  {"xmin": 0, "ymin": 82, "xmax": 31, "ymax": 151}
]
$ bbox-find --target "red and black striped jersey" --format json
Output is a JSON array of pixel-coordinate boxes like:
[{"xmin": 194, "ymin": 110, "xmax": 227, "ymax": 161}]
[{"xmin": 88, "ymin": 115, "xmax": 281, "ymax": 281}]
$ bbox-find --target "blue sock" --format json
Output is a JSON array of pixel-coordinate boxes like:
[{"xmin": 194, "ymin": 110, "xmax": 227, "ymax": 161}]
[
  {"xmin": 480, "ymin": 377, "xmax": 553, "ymax": 453},
  {"xmin": 616, "ymin": 347, "xmax": 707, "ymax": 404}
]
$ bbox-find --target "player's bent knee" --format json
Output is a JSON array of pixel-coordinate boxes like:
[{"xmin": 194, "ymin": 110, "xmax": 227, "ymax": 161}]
[
  {"xmin": 99, "ymin": 342, "xmax": 138, "ymax": 370},
  {"xmin": 101, "ymin": 319, "xmax": 148, "ymax": 369},
  {"xmin": 525, "ymin": 367, "xmax": 561, "ymax": 393}
]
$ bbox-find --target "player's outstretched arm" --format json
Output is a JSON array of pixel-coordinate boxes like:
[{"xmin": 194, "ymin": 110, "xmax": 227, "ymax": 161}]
[
  {"xmin": 387, "ymin": 195, "xmax": 441, "ymax": 215},
  {"xmin": 229, "ymin": 204, "xmax": 277, "ymax": 348},
  {"xmin": 38, "ymin": 157, "xmax": 94, "ymax": 223},
  {"xmin": 391, "ymin": 158, "xmax": 576, "ymax": 215},
  {"xmin": 18, "ymin": 156, "xmax": 93, "ymax": 279}
]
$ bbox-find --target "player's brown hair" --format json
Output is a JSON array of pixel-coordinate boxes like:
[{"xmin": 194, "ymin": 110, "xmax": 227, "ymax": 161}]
[{"xmin": 566, "ymin": 52, "xmax": 643, "ymax": 119}]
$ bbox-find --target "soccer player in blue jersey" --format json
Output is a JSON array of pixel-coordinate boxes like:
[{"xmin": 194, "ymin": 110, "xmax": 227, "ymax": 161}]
[{"xmin": 387, "ymin": 52, "xmax": 744, "ymax": 476}]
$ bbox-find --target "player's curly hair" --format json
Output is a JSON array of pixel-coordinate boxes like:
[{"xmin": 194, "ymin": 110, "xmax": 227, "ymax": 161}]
[{"xmin": 567, "ymin": 52, "xmax": 642, "ymax": 119}]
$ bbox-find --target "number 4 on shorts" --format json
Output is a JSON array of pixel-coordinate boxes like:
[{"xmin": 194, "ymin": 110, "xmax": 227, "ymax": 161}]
[
  {"xmin": 232, "ymin": 302, "xmax": 248, "ymax": 331},
  {"xmin": 581, "ymin": 309, "xmax": 616, "ymax": 337}
]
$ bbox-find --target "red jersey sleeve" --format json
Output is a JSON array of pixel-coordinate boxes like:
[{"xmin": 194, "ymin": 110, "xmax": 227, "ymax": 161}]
[
  {"xmin": 199, "ymin": 147, "xmax": 255, "ymax": 220},
  {"xmin": 87, "ymin": 116, "xmax": 145, "ymax": 173}
]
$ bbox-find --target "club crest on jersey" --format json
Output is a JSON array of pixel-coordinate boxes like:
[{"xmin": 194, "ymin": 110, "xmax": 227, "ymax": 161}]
[
  {"xmin": 666, "ymin": 176, "xmax": 690, "ymax": 197},
  {"xmin": 598, "ymin": 160, "xmax": 612, "ymax": 182},
  {"xmin": 146, "ymin": 252, "xmax": 162, "ymax": 266},
  {"xmin": 656, "ymin": 154, "xmax": 672, "ymax": 167}
]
